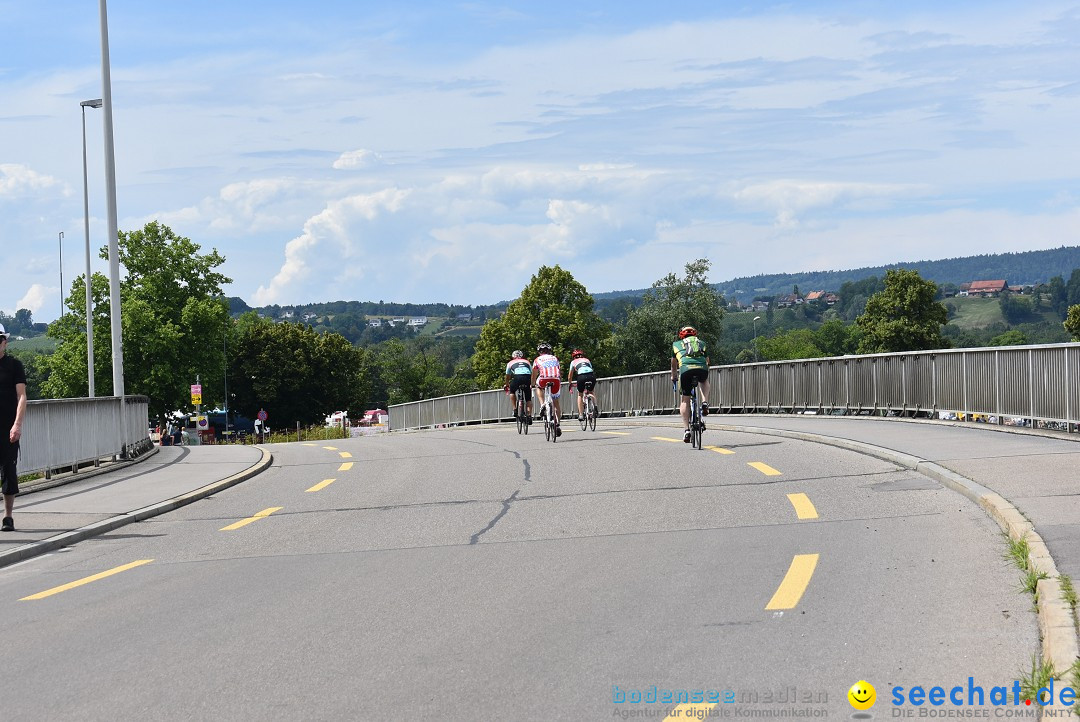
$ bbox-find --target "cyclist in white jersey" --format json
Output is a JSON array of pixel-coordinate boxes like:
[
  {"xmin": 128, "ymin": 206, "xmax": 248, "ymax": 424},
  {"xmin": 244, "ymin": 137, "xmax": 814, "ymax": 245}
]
[
  {"xmin": 504, "ymin": 350, "xmax": 533, "ymax": 422},
  {"xmin": 566, "ymin": 349, "xmax": 598, "ymax": 421},
  {"xmin": 531, "ymin": 342, "xmax": 562, "ymax": 437}
]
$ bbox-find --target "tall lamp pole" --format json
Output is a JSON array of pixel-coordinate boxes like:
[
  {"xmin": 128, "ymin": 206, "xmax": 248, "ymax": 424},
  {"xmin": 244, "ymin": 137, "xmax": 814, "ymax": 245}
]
[
  {"xmin": 81, "ymin": 98, "xmax": 103, "ymax": 398},
  {"xmin": 58, "ymin": 231, "xmax": 65, "ymax": 319},
  {"xmin": 99, "ymin": 0, "xmax": 124, "ymax": 397},
  {"xmin": 753, "ymin": 316, "xmax": 761, "ymax": 363}
]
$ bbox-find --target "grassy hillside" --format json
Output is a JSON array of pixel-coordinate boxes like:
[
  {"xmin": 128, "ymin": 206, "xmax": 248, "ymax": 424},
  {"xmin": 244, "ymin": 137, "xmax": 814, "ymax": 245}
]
[
  {"xmin": 946, "ymin": 297, "xmax": 1005, "ymax": 329},
  {"xmin": 9, "ymin": 335, "xmax": 57, "ymax": 353}
]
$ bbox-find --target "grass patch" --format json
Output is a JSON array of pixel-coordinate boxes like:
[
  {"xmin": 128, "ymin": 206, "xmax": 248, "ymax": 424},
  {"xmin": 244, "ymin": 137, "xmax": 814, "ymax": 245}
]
[
  {"xmin": 948, "ymin": 296, "xmax": 1006, "ymax": 329},
  {"xmin": 1060, "ymin": 574, "xmax": 1079, "ymax": 609},
  {"xmin": 1004, "ymin": 534, "xmax": 1031, "ymax": 570},
  {"xmin": 1070, "ymin": 660, "xmax": 1080, "ymax": 716},
  {"xmin": 1018, "ymin": 655, "xmax": 1057, "ymax": 706},
  {"xmin": 263, "ymin": 425, "xmax": 350, "ymax": 444},
  {"xmin": 1021, "ymin": 568, "xmax": 1050, "ymax": 597}
]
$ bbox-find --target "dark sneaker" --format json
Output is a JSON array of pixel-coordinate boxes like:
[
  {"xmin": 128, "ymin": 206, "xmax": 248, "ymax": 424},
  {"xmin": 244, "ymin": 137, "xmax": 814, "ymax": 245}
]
[
  {"xmin": 701, "ymin": 403, "xmax": 709, "ymax": 416},
  {"xmin": 1, "ymin": 517, "xmax": 13, "ymax": 532},
  {"xmin": 555, "ymin": 425, "xmax": 563, "ymax": 438},
  {"xmin": 578, "ymin": 414, "xmax": 585, "ymax": 421},
  {"xmin": 683, "ymin": 430, "xmax": 692, "ymax": 443}
]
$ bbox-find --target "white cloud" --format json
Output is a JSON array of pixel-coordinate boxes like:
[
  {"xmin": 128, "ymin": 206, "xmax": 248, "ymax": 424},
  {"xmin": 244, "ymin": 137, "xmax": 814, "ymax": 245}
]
[
  {"xmin": 16, "ymin": 284, "xmax": 54, "ymax": 316},
  {"xmin": 333, "ymin": 149, "xmax": 383, "ymax": 170},
  {"xmin": 0, "ymin": 164, "xmax": 66, "ymax": 197},
  {"xmin": 732, "ymin": 180, "xmax": 925, "ymax": 227}
]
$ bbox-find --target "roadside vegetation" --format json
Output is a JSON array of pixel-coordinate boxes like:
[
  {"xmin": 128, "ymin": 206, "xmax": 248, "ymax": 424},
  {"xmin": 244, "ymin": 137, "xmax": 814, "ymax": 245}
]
[{"xmin": 13, "ymin": 220, "xmax": 1080, "ymax": 422}]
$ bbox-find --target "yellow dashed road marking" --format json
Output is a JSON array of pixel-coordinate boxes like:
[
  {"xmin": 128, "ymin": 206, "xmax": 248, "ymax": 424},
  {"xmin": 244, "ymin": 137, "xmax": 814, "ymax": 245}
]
[
  {"xmin": 338, "ymin": 462, "xmax": 353, "ymax": 471},
  {"xmin": 338, "ymin": 451, "xmax": 352, "ymax": 458},
  {"xmin": 306, "ymin": 479, "xmax": 336, "ymax": 493},
  {"xmin": 651, "ymin": 436, "xmax": 682, "ymax": 443},
  {"xmin": 221, "ymin": 507, "xmax": 283, "ymax": 531},
  {"xmin": 704, "ymin": 445, "xmax": 734, "ymax": 454},
  {"xmin": 765, "ymin": 554, "xmax": 819, "ymax": 610},
  {"xmin": 602, "ymin": 431, "xmax": 630, "ymax": 436},
  {"xmin": 786, "ymin": 493, "xmax": 818, "ymax": 520},
  {"xmin": 748, "ymin": 461, "xmax": 782, "ymax": 476},
  {"xmin": 322, "ymin": 446, "xmax": 338, "ymax": 450},
  {"xmin": 21, "ymin": 559, "xmax": 154, "ymax": 601}
]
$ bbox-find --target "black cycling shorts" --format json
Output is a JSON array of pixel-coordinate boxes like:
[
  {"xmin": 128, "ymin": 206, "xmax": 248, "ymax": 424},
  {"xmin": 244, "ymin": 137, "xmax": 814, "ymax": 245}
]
[
  {"xmin": 575, "ymin": 372, "xmax": 597, "ymax": 393},
  {"xmin": 508, "ymin": 375, "xmax": 532, "ymax": 396},
  {"xmin": 679, "ymin": 368, "xmax": 709, "ymax": 397}
]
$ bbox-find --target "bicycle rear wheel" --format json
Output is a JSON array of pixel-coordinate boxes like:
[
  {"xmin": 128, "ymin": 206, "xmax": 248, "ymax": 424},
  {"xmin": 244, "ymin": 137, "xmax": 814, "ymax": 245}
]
[
  {"xmin": 579, "ymin": 396, "xmax": 587, "ymax": 431},
  {"xmin": 588, "ymin": 396, "xmax": 597, "ymax": 431}
]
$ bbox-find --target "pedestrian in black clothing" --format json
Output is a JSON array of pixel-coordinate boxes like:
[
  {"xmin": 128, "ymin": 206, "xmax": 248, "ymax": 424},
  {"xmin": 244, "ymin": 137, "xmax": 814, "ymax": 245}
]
[{"xmin": 0, "ymin": 324, "xmax": 28, "ymax": 532}]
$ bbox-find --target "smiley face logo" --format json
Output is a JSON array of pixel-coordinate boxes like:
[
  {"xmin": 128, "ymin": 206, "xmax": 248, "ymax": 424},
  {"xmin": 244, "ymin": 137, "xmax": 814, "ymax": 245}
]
[{"xmin": 848, "ymin": 680, "xmax": 876, "ymax": 710}]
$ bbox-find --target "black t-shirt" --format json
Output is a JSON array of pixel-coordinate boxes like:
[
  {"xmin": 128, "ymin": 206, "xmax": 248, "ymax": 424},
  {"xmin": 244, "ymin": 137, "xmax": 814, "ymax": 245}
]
[{"xmin": 0, "ymin": 353, "xmax": 27, "ymax": 426}]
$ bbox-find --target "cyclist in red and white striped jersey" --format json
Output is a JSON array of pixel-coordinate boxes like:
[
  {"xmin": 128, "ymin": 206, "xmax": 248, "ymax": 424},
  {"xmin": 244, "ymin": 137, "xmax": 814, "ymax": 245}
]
[{"xmin": 531, "ymin": 341, "xmax": 562, "ymax": 436}]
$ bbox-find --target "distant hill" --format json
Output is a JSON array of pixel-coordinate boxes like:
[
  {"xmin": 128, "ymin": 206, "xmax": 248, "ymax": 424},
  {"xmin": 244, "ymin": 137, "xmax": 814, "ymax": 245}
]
[{"xmin": 594, "ymin": 246, "xmax": 1080, "ymax": 301}]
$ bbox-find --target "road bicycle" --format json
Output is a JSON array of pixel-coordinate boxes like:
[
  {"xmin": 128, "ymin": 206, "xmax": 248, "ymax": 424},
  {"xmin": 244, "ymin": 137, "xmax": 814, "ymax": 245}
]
[
  {"xmin": 539, "ymin": 384, "xmax": 560, "ymax": 443},
  {"xmin": 576, "ymin": 382, "xmax": 597, "ymax": 432},
  {"xmin": 514, "ymin": 385, "xmax": 530, "ymax": 435},
  {"xmin": 674, "ymin": 380, "xmax": 705, "ymax": 450}
]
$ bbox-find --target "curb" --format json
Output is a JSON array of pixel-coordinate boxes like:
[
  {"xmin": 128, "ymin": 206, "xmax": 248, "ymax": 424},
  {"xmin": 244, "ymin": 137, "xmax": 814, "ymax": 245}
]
[
  {"xmin": 0, "ymin": 447, "xmax": 274, "ymax": 570},
  {"xmin": 704, "ymin": 421, "xmax": 1080, "ymax": 685}
]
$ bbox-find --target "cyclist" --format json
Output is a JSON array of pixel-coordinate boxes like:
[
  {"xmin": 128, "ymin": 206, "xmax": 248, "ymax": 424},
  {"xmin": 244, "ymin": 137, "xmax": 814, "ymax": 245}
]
[
  {"xmin": 504, "ymin": 350, "xmax": 533, "ymax": 423},
  {"xmin": 531, "ymin": 341, "xmax": 562, "ymax": 437},
  {"xmin": 671, "ymin": 326, "xmax": 711, "ymax": 443},
  {"xmin": 566, "ymin": 349, "xmax": 598, "ymax": 421}
]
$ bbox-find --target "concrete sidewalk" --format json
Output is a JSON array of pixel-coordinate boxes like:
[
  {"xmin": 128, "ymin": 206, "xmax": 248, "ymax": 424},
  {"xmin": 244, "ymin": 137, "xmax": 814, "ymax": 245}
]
[{"xmin": 0, "ymin": 444, "xmax": 271, "ymax": 569}]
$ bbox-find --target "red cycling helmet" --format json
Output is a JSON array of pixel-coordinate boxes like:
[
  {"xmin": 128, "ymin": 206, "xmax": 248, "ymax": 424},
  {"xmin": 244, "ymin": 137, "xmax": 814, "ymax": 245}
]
[
  {"xmin": 571, "ymin": 349, "xmax": 585, "ymax": 359},
  {"xmin": 678, "ymin": 326, "xmax": 698, "ymax": 339}
]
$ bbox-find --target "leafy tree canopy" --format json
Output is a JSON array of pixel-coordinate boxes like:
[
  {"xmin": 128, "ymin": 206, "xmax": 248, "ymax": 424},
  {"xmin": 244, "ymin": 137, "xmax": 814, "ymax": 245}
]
[
  {"xmin": 855, "ymin": 269, "xmax": 948, "ymax": 353},
  {"xmin": 43, "ymin": 222, "xmax": 232, "ymax": 418},
  {"xmin": 227, "ymin": 314, "xmax": 371, "ymax": 426},
  {"xmin": 471, "ymin": 265, "xmax": 612, "ymax": 388},
  {"xmin": 611, "ymin": 259, "xmax": 725, "ymax": 374},
  {"xmin": 1065, "ymin": 305, "xmax": 1080, "ymax": 341}
]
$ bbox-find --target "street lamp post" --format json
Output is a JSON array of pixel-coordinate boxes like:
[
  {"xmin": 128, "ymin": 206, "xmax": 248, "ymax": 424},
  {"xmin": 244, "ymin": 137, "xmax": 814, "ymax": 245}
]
[
  {"xmin": 58, "ymin": 231, "xmax": 65, "ymax": 319},
  {"xmin": 99, "ymin": 0, "xmax": 124, "ymax": 398},
  {"xmin": 223, "ymin": 327, "xmax": 229, "ymax": 434},
  {"xmin": 753, "ymin": 316, "xmax": 761, "ymax": 363},
  {"xmin": 81, "ymin": 98, "xmax": 103, "ymax": 398}
]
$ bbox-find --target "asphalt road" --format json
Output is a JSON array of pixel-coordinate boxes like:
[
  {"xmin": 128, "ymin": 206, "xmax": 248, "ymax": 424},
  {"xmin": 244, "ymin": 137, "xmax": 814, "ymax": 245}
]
[{"xmin": 0, "ymin": 423, "xmax": 1037, "ymax": 720}]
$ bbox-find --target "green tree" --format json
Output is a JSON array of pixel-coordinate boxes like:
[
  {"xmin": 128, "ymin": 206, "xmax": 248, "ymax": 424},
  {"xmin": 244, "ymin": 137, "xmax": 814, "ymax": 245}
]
[
  {"xmin": 610, "ymin": 259, "xmax": 726, "ymax": 374},
  {"xmin": 814, "ymin": 319, "xmax": 858, "ymax": 356},
  {"xmin": 471, "ymin": 266, "xmax": 612, "ymax": 388},
  {"xmin": 756, "ymin": 329, "xmax": 823, "ymax": 361},
  {"xmin": 1065, "ymin": 305, "xmax": 1080, "ymax": 340},
  {"xmin": 227, "ymin": 315, "xmax": 371, "ymax": 426},
  {"xmin": 989, "ymin": 329, "xmax": 1029, "ymax": 346},
  {"xmin": 42, "ymin": 222, "xmax": 232, "ymax": 418},
  {"xmin": 855, "ymin": 269, "xmax": 948, "ymax": 353}
]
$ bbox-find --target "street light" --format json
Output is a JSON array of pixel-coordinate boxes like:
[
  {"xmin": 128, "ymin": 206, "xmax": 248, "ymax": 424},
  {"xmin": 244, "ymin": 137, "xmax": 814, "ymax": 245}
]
[
  {"xmin": 58, "ymin": 231, "xmax": 64, "ymax": 319},
  {"xmin": 81, "ymin": 98, "xmax": 103, "ymax": 398},
  {"xmin": 753, "ymin": 316, "xmax": 762, "ymax": 363},
  {"xmin": 98, "ymin": 0, "xmax": 124, "ymax": 397}
]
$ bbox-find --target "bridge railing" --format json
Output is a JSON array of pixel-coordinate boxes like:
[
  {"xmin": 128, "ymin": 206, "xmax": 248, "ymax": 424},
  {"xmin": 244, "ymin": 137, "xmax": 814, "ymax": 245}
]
[
  {"xmin": 20, "ymin": 396, "xmax": 153, "ymax": 478},
  {"xmin": 388, "ymin": 343, "xmax": 1080, "ymax": 432}
]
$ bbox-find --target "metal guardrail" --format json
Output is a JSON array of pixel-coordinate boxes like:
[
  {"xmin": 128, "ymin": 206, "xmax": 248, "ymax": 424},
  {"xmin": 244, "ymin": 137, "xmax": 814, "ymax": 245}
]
[
  {"xmin": 388, "ymin": 343, "xmax": 1080, "ymax": 432},
  {"xmin": 20, "ymin": 396, "xmax": 153, "ymax": 478}
]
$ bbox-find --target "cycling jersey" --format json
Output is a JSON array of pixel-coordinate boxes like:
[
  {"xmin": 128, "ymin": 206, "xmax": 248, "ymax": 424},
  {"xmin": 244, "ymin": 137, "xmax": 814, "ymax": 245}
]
[
  {"xmin": 569, "ymin": 357, "xmax": 594, "ymax": 375},
  {"xmin": 672, "ymin": 337, "xmax": 708, "ymax": 372},
  {"xmin": 505, "ymin": 359, "xmax": 532, "ymax": 376},
  {"xmin": 533, "ymin": 353, "xmax": 561, "ymax": 380}
]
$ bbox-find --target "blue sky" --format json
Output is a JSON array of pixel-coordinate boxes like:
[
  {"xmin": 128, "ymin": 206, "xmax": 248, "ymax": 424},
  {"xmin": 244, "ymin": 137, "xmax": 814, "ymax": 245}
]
[{"xmin": 3, "ymin": 1, "xmax": 1080, "ymax": 322}]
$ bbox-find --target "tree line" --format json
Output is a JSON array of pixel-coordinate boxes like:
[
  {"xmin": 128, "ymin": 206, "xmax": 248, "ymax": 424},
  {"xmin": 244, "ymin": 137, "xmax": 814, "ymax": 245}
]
[{"xmin": 13, "ymin": 221, "xmax": 1080, "ymax": 422}]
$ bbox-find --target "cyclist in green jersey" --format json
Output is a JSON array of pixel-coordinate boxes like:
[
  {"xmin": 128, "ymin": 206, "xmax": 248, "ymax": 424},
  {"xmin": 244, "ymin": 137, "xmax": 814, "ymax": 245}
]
[{"xmin": 671, "ymin": 326, "xmax": 711, "ymax": 443}]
